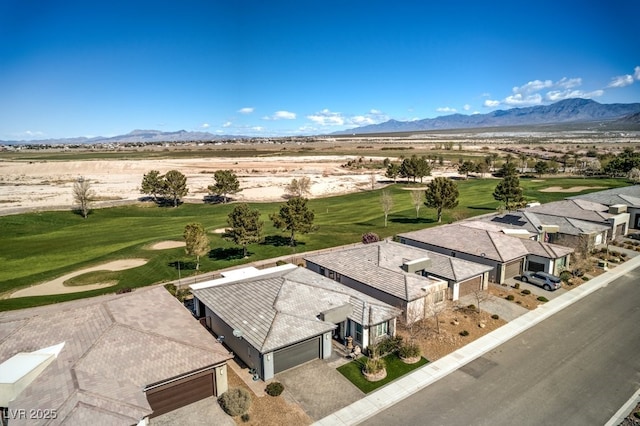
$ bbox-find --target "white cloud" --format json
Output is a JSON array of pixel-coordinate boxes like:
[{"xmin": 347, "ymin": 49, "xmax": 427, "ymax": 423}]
[
  {"xmin": 19, "ymin": 130, "xmax": 45, "ymax": 138},
  {"xmin": 251, "ymin": 126, "xmax": 264, "ymax": 131},
  {"xmin": 436, "ymin": 106, "xmax": 457, "ymax": 113},
  {"xmin": 556, "ymin": 77, "xmax": 582, "ymax": 89},
  {"xmin": 484, "ymin": 99, "xmax": 500, "ymax": 107},
  {"xmin": 273, "ymin": 110, "xmax": 296, "ymax": 120},
  {"xmin": 513, "ymin": 80, "xmax": 553, "ymax": 95},
  {"xmin": 608, "ymin": 74, "xmax": 634, "ymax": 88},
  {"xmin": 463, "ymin": 104, "xmax": 471, "ymax": 111},
  {"xmin": 222, "ymin": 121, "xmax": 232, "ymax": 128},
  {"xmin": 635, "ymin": 66, "xmax": 640, "ymax": 80},
  {"xmin": 307, "ymin": 109, "xmax": 345, "ymax": 126},
  {"xmin": 546, "ymin": 89, "xmax": 604, "ymax": 101},
  {"xmin": 504, "ymin": 93, "xmax": 543, "ymax": 106},
  {"xmin": 200, "ymin": 123, "xmax": 210, "ymax": 129},
  {"xmin": 238, "ymin": 107, "xmax": 254, "ymax": 114}
]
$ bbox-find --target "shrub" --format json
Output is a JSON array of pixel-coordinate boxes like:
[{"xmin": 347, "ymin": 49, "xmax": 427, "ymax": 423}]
[
  {"xmin": 275, "ymin": 260, "xmax": 287, "ymax": 266},
  {"xmin": 241, "ymin": 414, "xmax": 251, "ymax": 422},
  {"xmin": 362, "ymin": 232, "xmax": 380, "ymax": 244},
  {"xmin": 398, "ymin": 342, "xmax": 421, "ymax": 359},
  {"xmin": 582, "ymin": 276, "xmax": 590, "ymax": 281},
  {"xmin": 491, "ymin": 314, "xmax": 499, "ymax": 320},
  {"xmin": 572, "ymin": 268, "xmax": 585, "ymax": 277},
  {"xmin": 537, "ymin": 296, "xmax": 549, "ymax": 302},
  {"xmin": 506, "ymin": 295, "xmax": 515, "ymax": 301},
  {"xmin": 514, "ymin": 283, "xmax": 520, "ymax": 289},
  {"xmin": 218, "ymin": 388, "xmax": 252, "ymax": 416},
  {"xmin": 521, "ymin": 289, "xmax": 531, "ymax": 295},
  {"xmin": 363, "ymin": 357, "xmax": 386, "ymax": 374},
  {"xmin": 368, "ymin": 335, "xmax": 402, "ymax": 357},
  {"xmin": 467, "ymin": 304, "xmax": 476, "ymax": 311},
  {"xmin": 265, "ymin": 382, "xmax": 284, "ymax": 397},
  {"xmin": 634, "ymin": 411, "xmax": 640, "ymax": 420},
  {"xmin": 559, "ymin": 271, "xmax": 572, "ymax": 282},
  {"xmin": 459, "ymin": 330, "xmax": 469, "ymax": 336}
]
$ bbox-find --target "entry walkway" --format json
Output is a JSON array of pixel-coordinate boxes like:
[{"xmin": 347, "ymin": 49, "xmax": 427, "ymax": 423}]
[{"xmin": 314, "ymin": 256, "xmax": 640, "ymax": 425}]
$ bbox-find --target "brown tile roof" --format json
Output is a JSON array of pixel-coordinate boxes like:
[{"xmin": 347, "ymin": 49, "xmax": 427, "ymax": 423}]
[{"xmin": 0, "ymin": 286, "xmax": 231, "ymax": 425}]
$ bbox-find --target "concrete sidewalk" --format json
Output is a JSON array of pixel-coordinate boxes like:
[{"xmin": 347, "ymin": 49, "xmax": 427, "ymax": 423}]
[{"xmin": 314, "ymin": 256, "xmax": 640, "ymax": 426}]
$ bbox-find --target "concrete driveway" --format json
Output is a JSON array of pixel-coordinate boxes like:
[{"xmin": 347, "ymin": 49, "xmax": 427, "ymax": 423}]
[
  {"xmin": 276, "ymin": 359, "xmax": 363, "ymax": 421},
  {"xmin": 504, "ymin": 276, "xmax": 568, "ymax": 300}
]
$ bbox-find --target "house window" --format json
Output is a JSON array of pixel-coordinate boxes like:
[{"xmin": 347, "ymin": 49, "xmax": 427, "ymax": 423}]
[
  {"xmin": 319, "ymin": 267, "xmax": 325, "ymax": 276},
  {"xmin": 372, "ymin": 322, "xmax": 388, "ymax": 339},
  {"xmin": 329, "ymin": 270, "xmax": 335, "ymax": 279},
  {"xmin": 355, "ymin": 323, "xmax": 363, "ymax": 344},
  {"xmin": 335, "ymin": 272, "xmax": 341, "ymax": 282}
]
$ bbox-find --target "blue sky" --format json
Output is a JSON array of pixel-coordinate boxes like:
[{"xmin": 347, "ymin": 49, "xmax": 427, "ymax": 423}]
[{"xmin": 1, "ymin": 1, "xmax": 639, "ymax": 140}]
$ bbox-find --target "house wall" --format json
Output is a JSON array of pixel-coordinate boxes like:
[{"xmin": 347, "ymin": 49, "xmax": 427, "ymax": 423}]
[
  {"xmin": 608, "ymin": 213, "xmax": 630, "ymax": 238},
  {"xmin": 629, "ymin": 208, "xmax": 640, "ymax": 229},
  {"xmin": 399, "ymin": 238, "xmax": 503, "ymax": 283},
  {"xmin": 200, "ymin": 303, "xmax": 263, "ymax": 378},
  {"xmin": 525, "ymin": 255, "xmax": 554, "ymax": 274}
]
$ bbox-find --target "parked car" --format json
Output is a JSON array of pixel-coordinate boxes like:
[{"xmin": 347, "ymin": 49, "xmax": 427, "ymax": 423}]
[
  {"xmin": 627, "ymin": 233, "xmax": 640, "ymax": 240},
  {"xmin": 520, "ymin": 271, "xmax": 562, "ymax": 291}
]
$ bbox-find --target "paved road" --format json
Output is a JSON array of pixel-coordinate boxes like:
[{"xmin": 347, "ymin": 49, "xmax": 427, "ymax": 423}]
[{"xmin": 368, "ymin": 268, "xmax": 640, "ymax": 426}]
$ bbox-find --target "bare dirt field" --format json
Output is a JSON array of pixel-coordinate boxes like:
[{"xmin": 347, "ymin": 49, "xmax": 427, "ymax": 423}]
[{"xmin": 0, "ymin": 156, "xmax": 463, "ymax": 215}]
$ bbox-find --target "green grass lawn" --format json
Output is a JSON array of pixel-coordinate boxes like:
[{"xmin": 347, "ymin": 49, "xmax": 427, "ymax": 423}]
[
  {"xmin": 0, "ymin": 176, "xmax": 629, "ymax": 311},
  {"xmin": 337, "ymin": 353, "xmax": 429, "ymax": 393}
]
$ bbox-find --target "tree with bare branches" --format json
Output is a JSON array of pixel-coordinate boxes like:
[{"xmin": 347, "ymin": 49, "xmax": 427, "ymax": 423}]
[
  {"xmin": 73, "ymin": 177, "xmax": 94, "ymax": 219},
  {"xmin": 380, "ymin": 190, "xmax": 394, "ymax": 227},
  {"xmin": 410, "ymin": 190, "xmax": 424, "ymax": 218}
]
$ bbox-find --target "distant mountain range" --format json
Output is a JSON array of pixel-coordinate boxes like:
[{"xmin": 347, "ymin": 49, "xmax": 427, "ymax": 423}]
[
  {"xmin": 1, "ymin": 129, "xmax": 239, "ymax": 145},
  {"xmin": 333, "ymin": 98, "xmax": 640, "ymax": 135}
]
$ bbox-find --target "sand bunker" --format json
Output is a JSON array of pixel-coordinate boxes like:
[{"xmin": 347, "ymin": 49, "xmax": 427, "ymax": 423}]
[
  {"xmin": 539, "ymin": 186, "xmax": 605, "ymax": 193},
  {"xmin": 10, "ymin": 258, "xmax": 148, "ymax": 298},
  {"xmin": 148, "ymin": 240, "xmax": 186, "ymax": 250}
]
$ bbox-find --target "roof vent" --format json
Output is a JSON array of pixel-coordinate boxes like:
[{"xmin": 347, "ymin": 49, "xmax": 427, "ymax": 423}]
[
  {"xmin": 402, "ymin": 257, "xmax": 431, "ymax": 274},
  {"xmin": 609, "ymin": 204, "xmax": 627, "ymax": 214}
]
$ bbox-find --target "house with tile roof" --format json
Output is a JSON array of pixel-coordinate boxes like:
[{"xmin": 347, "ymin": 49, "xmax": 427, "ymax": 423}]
[
  {"xmin": 190, "ymin": 264, "xmax": 401, "ymax": 381},
  {"xmin": 398, "ymin": 223, "xmax": 573, "ymax": 283},
  {"xmin": 0, "ymin": 286, "xmax": 232, "ymax": 425},
  {"xmin": 522, "ymin": 198, "xmax": 630, "ymax": 241},
  {"xmin": 304, "ymin": 240, "xmax": 493, "ymax": 314},
  {"xmin": 567, "ymin": 185, "xmax": 640, "ymax": 229}
]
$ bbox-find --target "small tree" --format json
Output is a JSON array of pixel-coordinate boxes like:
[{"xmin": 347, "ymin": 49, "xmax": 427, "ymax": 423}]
[
  {"xmin": 225, "ymin": 203, "xmax": 263, "ymax": 257},
  {"xmin": 209, "ymin": 170, "xmax": 240, "ymax": 203},
  {"xmin": 410, "ymin": 190, "xmax": 424, "ymax": 218},
  {"xmin": 534, "ymin": 160, "xmax": 549, "ymax": 177},
  {"xmin": 492, "ymin": 163, "xmax": 524, "ymax": 211},
  {"xmin": 385, "ymin": 163, "xmax": 400, "ymax": 183},
  {"xmin": 270, "ymin": 197, "xmax": 315, "ymax": 246},
  {"xmin": 424, "ymin": 177, "xmax": 459, "ymax": 223},
  {"xmin": 380, "ymin": 189, "xmax": 394, "ymax": 227},
  {"xmin": 369, "ymin": 173, "xmax": 377, "ymax": 190},
  {"xmin": 183, "ymin": 222, "xmax": 209, "ymax": 270},
  {"xmin": 424, "ymin": 299, "xmax": 448, "ymax": 335},
  {"xmin": 140, "ymin": 170, "xmax": 164, "ymax": 202},
  {"xmin": 162, "ymin": 170, "xmax": 188, "ymax": 207},
  {"xmin": 285, "ymin": 176, "xmax": 312, "ymax": 198},
  {"xmin": 470, "ymin": 287, "xmax": 490, "ymax": 314},
  {"xmin": 73, "ymin": 177, "xmax": 94, "ymax": 219},
  {"xmin": 628, "ymin": 167, "xmax": 640, "ymax": 183}
]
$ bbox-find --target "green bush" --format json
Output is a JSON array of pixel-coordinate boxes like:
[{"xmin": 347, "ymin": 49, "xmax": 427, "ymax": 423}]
[
  {"xmin": 363, "ymin": 357, "xmax": 386, "ymax": 374},
  {"xmin": 275, "ymin": 260, "xmax": 288, "ymax": 266},
  {"xmin": 521, "ymin": 289, "xmax": 531, "ymax": 295},
  {"xmin": 265, "ymin": 381, "xmax": 284, "ymax": 396},
  {"xmin": 369, "ymin": 335, "xmax": 403, "ymax": 357},
  {"xmin": 491, "ymin": 314, "xmax": 499, "ymax": 320},
  {"xmin": 559, "ymin": 271, "xmax": 572, "ymax": 282},
  {"xmin": 459, "ymin": 330, "xmax": 469, "ymax": 336},
  {"xmin": 537, "ymin": 296, "xmax": 549, "ymax": 302},
  {"xmin": 218, "ymin": 388, "xmax": 252, "ymax": 416},
  {"xmin": 582, "ymin": 276, "xmax": 590, "ymax": 281},
  {"xmin": 506, "ymin": 295, "xmax": 515, "ymax": 301},
  {"xmin": 398, "ymin": 342, "xmax": 421, "ymax": 359},
  {"xmin": 241, "ymin": 414, "xmax": 251, "ymax": 422},
  {"xmin": 634, "ymin": 411, "xmax": 640, "ymax": 419},
  {"xmin": 514, "ymin": 283, "xmax": 520, "ymax": 289},
  {"xmin": 467, "ymin": 304, "xmax": 476, "ymax": 311}
]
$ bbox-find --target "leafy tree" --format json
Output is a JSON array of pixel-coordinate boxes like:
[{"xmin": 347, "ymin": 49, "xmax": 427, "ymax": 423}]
[
  {"xmin": 285, "ymin": 176, "xmax": 312, "ymax": 198},
  {"xmin": 475, "ymin": 161, "xmax": 489, "ymax": 177},
  {"xmin": 399, "ymin": 157, "xmax": 416, "ymax": 182},
  {"xmin": 162, "ymin": 170, "xmax": 188, "ymax": 207},
  {"xmin": 140, "ymin": 170, "xmax": 164, "ymax": 202},
  {"xmin": 385, "ymin": 163, "xmax": 400, "ymax": 183},
  {"xmin": 534, "ymin": 160, "xmax": 549, "ymax": 177},
  {"xmin": 73, "ymin": 177, "xmax": 94, "ymax": 219},
  {"xmin": 380, "ymin": 189, "xmax": 394, "ymax": 227},
  {"xmin": 413, "ymin": 156, "xmax": 431, "ymax": 183},
  {"xmin": 492, "ymin": 164, "xmax": 524, "ymax": 210},
  {"xmin": 424, "ymin": 177, "xmax": 459, "ymax": 223},
  {"xmin": 458, "ymin": 160, "xmax": 476, "ymax": 178},
  {"xmin": 225, "ymin": 203, "xmax": 263, "ymax": 257},
  {"xmin": 270, "ymin": 197, "xmax": 315, "ymax": 246},
  {"xmin": 183, "ymin": 222, "xmax": 209, "ymax": 270},
  {"xmin": 628, "ymin": 167, "xmax": 640, "ymax": 183},
  {"xmin": 410, "ymin": 190, "xmax": 424, "ymax": 218},
  {"xmin": 209, "ymin": 170, "xmax": 240, "ymax": 203}
]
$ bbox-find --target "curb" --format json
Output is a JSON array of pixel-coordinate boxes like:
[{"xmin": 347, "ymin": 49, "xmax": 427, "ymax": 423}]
[{"xmin": 314, "ymin": 256, "xmax": 640, "ymax": 426}]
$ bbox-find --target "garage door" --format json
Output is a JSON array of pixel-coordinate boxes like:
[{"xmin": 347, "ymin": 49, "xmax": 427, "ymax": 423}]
[
  {"xmin": 458, "ymin": 276, "xmax": 482, "ymax": 298},
  {"xmin": 527, "ymin": 261, "xmax": 545, "ymax": 273},
  {"xmin": 504, "ymin": 259, "xmax": 523, "ymax": 281},
  {"xmin": 274, "ymin": 337, "xmax": 321, "ymax": 374},
  {"xmin": 146, "ymin": 369, "xmax": 215, "ymax": 418}
]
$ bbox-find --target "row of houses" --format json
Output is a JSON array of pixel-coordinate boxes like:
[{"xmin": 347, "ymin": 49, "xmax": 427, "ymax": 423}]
[{"xmin": 2, "ymin": 186, "xmax": 636, "ymax": 422}]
